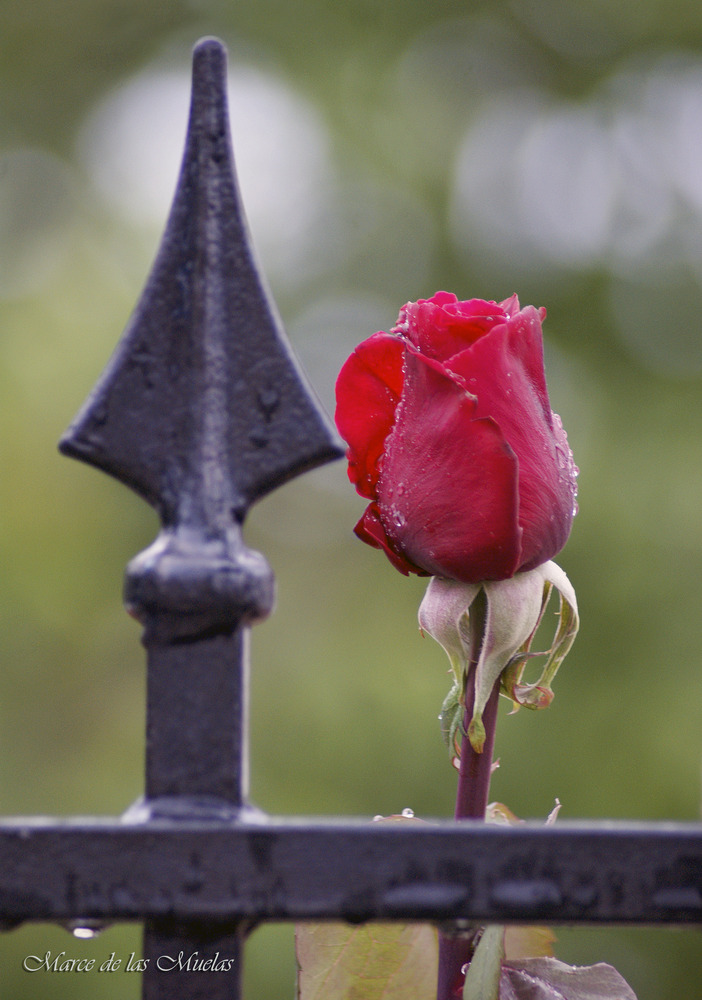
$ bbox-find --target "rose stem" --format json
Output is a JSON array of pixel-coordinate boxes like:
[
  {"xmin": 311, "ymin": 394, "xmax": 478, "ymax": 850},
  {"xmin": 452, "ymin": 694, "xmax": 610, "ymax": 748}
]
[
  {"xmin": 454, "ymin": 673, "xmax": 501, "ymax": 820},
  {"xmin": 436, "ymin": 667, "xmax": 501, "ymax": 1000}
]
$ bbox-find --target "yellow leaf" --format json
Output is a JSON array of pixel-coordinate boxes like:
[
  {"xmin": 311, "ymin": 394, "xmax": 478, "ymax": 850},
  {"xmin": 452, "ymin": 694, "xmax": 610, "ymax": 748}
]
[
  {"xmin": 296, "ymin": 922, "xmax": 438, "ymax": 1000},
  {"xmin": 504, "ymin": 925, "xmax": 556, "ymax": 961}
]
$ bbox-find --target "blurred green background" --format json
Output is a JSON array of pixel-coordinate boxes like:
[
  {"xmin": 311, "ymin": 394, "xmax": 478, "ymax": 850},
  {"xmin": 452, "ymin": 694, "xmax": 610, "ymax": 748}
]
[{"xmin": 1, "ymin": 0, "xmax": 702, "ymax": 996}]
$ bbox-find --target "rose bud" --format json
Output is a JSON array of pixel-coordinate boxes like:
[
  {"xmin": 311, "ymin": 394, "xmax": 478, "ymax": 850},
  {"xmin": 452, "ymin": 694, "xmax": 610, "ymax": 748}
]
[{"xmin": 335, "ymin": 292, "xmax": 578, "ymax": 584}]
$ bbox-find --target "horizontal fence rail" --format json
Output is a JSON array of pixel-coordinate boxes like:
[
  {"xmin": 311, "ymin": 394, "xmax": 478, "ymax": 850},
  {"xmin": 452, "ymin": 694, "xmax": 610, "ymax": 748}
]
[
  {"xmin": 2, "ymin": 32, "xmax": 702, "ymax": 1000},
  {"xmin": 1, "ymin": 819, "xmax": 702, "ymax": 926}
]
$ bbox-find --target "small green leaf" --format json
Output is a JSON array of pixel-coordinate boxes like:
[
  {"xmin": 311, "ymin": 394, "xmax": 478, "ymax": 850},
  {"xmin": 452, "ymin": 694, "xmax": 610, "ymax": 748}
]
[
  {"xmin": 467, "ymin": 712, "xmax": 486, "ymax": 753},
  {"xmin": 462, "ymin": 925, "xmax": 505, "ymax": 1000},
  {"xmin": 296, "ymin": 922, "xmax": 438, "ymax": 1000},
  {"xmin": 439, "ymin": 682, "xmax": 463, "ymax": 759}
]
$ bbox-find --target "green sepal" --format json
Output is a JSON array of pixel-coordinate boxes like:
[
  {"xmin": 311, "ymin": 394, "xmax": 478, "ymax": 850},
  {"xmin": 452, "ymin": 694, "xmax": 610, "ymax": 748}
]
[
  {"xmin": 439, "ymin": 683, "xmax": 464, "ymax": 760},
  {"xmin": 467, "ymin": 714, "xmax": 487, "ymax": 754},
  {"xmin": 500, "ymin": 562, "xmax": 579, "ymax": 712},
  {"xmin": 420, "ymin": 562, "xmax": 579, "ymax": 761}
]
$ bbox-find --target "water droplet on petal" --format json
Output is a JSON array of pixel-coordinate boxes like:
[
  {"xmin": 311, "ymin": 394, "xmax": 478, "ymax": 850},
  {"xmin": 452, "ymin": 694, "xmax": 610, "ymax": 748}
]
[
  {"xmin": 389, "ymin": 507, "xmax": 406, "ymax": 532},
  {"xmin": 401, "ymin": 807, "xmax": 415, "ymax": 819}
]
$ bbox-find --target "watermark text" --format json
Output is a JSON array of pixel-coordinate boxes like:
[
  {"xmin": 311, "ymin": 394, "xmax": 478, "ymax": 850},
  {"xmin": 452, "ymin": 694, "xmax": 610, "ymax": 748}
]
[{"xmin": 23, "ymin": 950, "xmax": 235, "ymax": 973}]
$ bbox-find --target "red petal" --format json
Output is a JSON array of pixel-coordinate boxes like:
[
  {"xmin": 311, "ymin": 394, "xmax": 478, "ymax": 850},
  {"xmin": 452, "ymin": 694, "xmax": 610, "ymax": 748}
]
[
  {"xmin": 354, "ymin": 502, "xmax": 428, "ymax": 577},
  {"xmin": 396, "ymin": 294, "xmax": 510, "ymax": 362},
  {"xmin": 498, "ymin": 293, "xmax": 523, "ymax": 318},
  {"xmin": 446, "ymin": 309, "xmax": 575, "ymax": 571},
  {"xmin": 377, "ymin": 348, "xmax": 521, "ymax": 582},
  {"xmin": 334, "ymin": 333, "xmax": 403, "ymax": 499}
]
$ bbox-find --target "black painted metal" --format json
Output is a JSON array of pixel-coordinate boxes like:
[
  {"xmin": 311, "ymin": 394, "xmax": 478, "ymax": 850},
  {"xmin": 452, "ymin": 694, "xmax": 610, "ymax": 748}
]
[
  {"xmin": 1, "ymin": 30, "xmax": 701, "ymax": 1000},
  {"xmin": 58, "ymin": 35, "xmax": 343, "ymax": 999},
  {"xmin": 1, "ymin": 820, "xmax": 702, "ymax": 926}
]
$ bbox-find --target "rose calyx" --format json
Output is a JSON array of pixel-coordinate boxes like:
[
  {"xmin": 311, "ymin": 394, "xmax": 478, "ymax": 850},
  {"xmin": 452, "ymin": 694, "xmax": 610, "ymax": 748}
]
[{"xmin": 419, "ymin": 562, "xmax": 579, "ymax": 754}]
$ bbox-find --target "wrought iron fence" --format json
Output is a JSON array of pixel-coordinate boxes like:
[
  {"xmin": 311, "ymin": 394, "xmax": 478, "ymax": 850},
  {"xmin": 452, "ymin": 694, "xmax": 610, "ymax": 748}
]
[{"xmin": 1, "ymin": 35, "xmax": 701, "ymax": 1000}]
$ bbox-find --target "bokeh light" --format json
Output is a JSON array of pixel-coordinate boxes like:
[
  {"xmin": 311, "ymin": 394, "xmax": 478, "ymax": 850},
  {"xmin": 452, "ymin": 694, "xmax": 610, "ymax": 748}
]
[{"xmin": 78, "ymin": 61, "xmax": 336, "ymax": 288}]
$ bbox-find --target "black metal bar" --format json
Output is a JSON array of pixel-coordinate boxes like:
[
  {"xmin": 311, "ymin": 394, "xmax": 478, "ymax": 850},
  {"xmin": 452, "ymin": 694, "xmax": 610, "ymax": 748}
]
[
  {"xmin": 1, "ymin": 819, "xmax": 701, "ymax": 926},
  {"xmin": 140, "ymin": 634, "xmax": 251, "ymax": 998},
  {"xmin": 56, "ymin": 35, "xmax": 343, "ymax": 998},
  {"xmin": 59, "ymin": 39, "xmax": 341, "ymax": 532},
  {"xmin": 141, "ymin": 921, "xmax": 245, "ymax": 1000},
  {"xmin": 144, "ymin": 634, "xmax": 249, "ymax": 807}
]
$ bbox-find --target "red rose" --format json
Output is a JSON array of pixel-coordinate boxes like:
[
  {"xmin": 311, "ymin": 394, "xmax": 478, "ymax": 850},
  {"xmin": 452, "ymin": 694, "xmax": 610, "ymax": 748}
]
[{"xmin": 335, "ymin": 291, "xmax": 578, "ymax": 583}]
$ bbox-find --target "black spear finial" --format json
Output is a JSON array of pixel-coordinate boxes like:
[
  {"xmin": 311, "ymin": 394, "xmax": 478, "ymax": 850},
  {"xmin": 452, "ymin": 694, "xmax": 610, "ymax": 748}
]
[{"xmin": 59, "ymin": 37, "xmax": 343, "ymax": 642}]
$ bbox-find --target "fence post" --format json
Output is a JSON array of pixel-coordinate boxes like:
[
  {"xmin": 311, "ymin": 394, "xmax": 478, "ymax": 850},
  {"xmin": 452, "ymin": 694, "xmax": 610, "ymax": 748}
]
[{"xmin": 59, "ymin": 36, "xmax": 342, "ymax": 997}]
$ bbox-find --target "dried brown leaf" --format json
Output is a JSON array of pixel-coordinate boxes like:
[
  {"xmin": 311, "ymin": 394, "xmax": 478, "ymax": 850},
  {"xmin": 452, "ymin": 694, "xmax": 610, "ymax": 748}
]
[{"xmin": 500, "ymin": 958, "xmax": 638, "ymax": 1000}]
